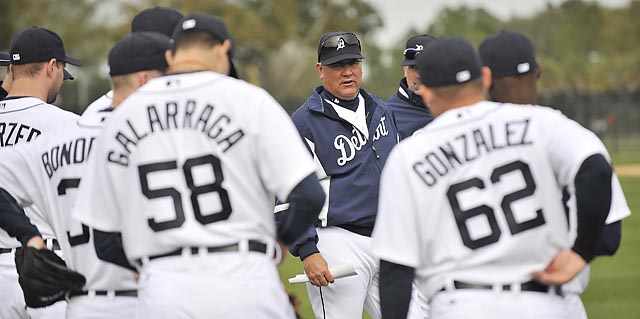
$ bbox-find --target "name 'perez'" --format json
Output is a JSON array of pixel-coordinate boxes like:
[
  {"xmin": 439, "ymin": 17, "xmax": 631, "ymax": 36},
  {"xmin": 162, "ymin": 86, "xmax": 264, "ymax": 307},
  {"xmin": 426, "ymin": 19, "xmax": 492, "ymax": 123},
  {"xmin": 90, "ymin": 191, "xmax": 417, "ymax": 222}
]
[
  {"xmin": 413, "ymin": 118, "xmax": 532, "ymax": 186},
  {"xmin": 108, "ymin": 99, "xmax": 245, "ymax": 167}
]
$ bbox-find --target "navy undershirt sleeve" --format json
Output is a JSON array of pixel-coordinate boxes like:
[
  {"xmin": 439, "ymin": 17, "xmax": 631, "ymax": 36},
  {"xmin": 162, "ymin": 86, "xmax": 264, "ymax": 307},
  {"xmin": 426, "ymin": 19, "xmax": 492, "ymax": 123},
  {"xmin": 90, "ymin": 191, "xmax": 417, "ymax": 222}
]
[
  {"xmin": 572, "ymin": 154, "xmax": 612, "ymax": 262},
  {"xmin": 380, "ymin": 259, "xmax": 414, "ymax": 319},
  {"xmin": 0, "ymin": 187, "xmax": 41, "ymax": 246},
  {"xmin": 276, "ymin": 173, "xmax": 325, "ymax": 246},
  {"xmin": 93, "ymin": 229, "xmax": 136, "ymax": 272},
  {"xmin": 596, "ymin": 221, "xmax": 621, "ymax": 256}
]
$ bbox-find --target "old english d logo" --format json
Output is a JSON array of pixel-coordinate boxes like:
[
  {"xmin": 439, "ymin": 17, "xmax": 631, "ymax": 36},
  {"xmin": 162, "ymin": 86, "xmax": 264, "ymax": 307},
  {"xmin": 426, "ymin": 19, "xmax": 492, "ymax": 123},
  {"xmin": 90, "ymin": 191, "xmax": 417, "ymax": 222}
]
[{"xmin": 337, "ymin": 38, "xmax": 346, "ymax": 50}]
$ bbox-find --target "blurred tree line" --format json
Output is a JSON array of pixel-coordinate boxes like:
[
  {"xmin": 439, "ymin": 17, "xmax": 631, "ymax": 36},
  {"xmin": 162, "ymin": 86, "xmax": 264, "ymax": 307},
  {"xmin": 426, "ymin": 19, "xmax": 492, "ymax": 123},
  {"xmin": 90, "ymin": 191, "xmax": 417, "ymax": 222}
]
[{"xmin": 1, "ymin": 0, "xmax": 639, "ymax": 124}]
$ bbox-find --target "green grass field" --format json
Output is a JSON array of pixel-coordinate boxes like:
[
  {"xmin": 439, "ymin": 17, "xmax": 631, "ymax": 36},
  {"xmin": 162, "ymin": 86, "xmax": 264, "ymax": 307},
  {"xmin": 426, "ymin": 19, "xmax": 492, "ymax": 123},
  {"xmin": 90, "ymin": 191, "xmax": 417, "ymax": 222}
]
[{"xmin": 278, "ymin": 177, "xmax": 640, "ymax": 319}]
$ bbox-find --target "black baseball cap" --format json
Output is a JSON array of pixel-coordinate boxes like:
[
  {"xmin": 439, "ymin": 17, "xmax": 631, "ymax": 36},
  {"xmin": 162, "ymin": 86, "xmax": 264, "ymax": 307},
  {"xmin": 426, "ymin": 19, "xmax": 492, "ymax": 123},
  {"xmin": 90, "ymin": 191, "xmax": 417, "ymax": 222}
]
[
  {"xmin": 0, "ymin": 52, "xmax": 9, "ymax": 66},
  {"xmin": 109, "ymin": 32, "xmax": 171, "ymax": 76},
  {"xmin": 401, "ymin": 34, "xmax": 436, "ymax": 66},
  {"xmin": 416, "ymin": 36, "xmax": 482, "ymax": 88},
  {"xmin": 317, "ymin": 31, "xmax": 365, "ymax": 65},
  {"xmin": 479, "ymin": 30, "xmax": 537, "ymax": 78},
  {"xmin": 172, "ymin": 13, "xmax": 238, "ymax": 79},
  {"xmin": 10, "ymin": 27, "xmax": 82, "ymax": 80},
  {"xmin": 131, "ymin": 6, "xmax": 184, "ymax": 37},
  {"xmin": 2, "ymin": 50, "xmax": 72, "ymax": 79}
]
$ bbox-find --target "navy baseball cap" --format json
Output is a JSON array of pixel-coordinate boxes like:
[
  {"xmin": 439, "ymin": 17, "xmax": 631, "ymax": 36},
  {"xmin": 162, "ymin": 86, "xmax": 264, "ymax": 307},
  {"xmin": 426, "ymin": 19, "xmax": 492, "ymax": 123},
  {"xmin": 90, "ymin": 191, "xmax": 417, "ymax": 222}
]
[
  {"xmin": 317, "ymin": 31, "xmax": 365, "ymax": 65},
  {"xmin": 109, "ymin": 32, "xmax": 171, "ymax": 76},
  {"xmin": 2, "ymin": 51, "xmax": 71, "ymax": 79},
  {"xmin": 0, "ymin": 52, "xmax": 9, "ymax": 66},
  {"xmin": 131, "ymin": 6, "xmax": 184, "ymax": 37},
  {"xmin": 479, "ymin": 30, "xmax": 537, "ymax": 78},
  {"xmin": 416, "ymin": 36, "xmax": 482, "ymax": 88},
  {"xmin": 10, "ymin": 27, "xmax": 82, "ymax": 80},
  {"xmin": 401, "ymin": 34, "xmax": 436, "ymax": 66},
  {"xmin": 172, "ymin": 13, "xmax": 238, "ymax": 79}
]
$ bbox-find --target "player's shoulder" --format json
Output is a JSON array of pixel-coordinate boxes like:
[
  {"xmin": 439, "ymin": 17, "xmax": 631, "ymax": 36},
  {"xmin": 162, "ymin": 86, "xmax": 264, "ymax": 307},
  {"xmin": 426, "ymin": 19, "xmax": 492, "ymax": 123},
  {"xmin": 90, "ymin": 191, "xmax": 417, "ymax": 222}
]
[
  {"xmin": 19, "ymin": 99, "xmax": 79, "ymax": 127},
  {"xmin": 82, "ymin": 91, "xmax": 113, "ymax": 115},
  {"xmin": 0, "ymin": 97, "xmax": 48, "ymax": 114},
  {"xmin": 38, "ymin": 104, "xmax": 80, "ymax": 129},
  {"xmin": 496, "ymin": 102, "xmax": 566, "ymax": 119},
  {"xmin": 46, "ymin": 103, "xmax": 80, "ymax": 119},
  {"xmin": 140, "ymin": 71, "xmax": 269, "ymax": 97}
]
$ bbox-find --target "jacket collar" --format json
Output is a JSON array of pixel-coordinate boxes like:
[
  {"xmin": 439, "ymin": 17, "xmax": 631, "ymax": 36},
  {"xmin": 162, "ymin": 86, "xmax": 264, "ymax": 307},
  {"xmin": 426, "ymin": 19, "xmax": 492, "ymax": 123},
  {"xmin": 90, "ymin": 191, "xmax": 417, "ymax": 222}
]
[
  {"xmin": 396, "ymin": 78, "xmax": 424, "ymax": 107},
  {"xmin": 306, "ymin": 86, "xmax": 379, "ymax": 123}
]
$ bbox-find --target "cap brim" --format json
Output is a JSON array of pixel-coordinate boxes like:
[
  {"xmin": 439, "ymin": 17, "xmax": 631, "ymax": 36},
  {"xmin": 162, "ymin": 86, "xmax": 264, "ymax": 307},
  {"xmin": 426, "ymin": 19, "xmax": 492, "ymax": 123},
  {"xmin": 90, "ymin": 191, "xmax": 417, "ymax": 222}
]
[
  {"xmin": 401, "ymin": 59, "xmax": 416, "ymax": 66},
  {"xmin": 0, "ymin": 52, "xmax": 9, "ymax": 66},
  {"xmin": 321, "ymin": 53, "xmax": 365, "ymax": 66},
  {"xmin": 63, "ymin": 69, "xmax": 74, "ymax": 81},
  {"xmin": 63, "ymin": 56, "xmax": 83, "ymax": 66}
]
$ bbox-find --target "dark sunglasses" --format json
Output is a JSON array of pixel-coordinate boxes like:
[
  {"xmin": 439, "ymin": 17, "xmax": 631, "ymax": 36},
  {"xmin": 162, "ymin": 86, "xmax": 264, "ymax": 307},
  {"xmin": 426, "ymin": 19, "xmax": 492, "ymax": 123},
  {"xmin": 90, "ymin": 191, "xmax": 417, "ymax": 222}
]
[
  {"xmin": 321, "ymin": 33, "xmax": 361, "ymax": 50},
  {"xmin": 403, "ymin": 48, "xmax": 422, "ymax": 60}
]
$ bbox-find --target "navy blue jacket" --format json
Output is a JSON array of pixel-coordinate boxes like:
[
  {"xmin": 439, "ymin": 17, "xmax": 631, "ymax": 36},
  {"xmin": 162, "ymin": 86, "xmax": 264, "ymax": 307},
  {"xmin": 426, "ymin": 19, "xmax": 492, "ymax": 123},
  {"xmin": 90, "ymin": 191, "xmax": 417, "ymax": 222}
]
[
  {"xmin": 386, "ymin": 78, "xmax": 433, "ymax": 140},
  {"xmin": 277, "ymin": 86, "xmax": 399, "ymax": 260}
]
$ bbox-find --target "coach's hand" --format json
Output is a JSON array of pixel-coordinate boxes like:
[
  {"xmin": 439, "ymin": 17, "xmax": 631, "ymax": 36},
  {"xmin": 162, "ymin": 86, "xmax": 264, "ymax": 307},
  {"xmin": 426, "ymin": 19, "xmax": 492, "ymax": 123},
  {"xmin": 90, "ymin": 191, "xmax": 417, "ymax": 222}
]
[
  {"xmin": 532, "ymin": 248, "xmax": 587, "ymax": 285},
  {"xmin": 303, "ymin": 253, "xmax": 335, "ymax": 287}
]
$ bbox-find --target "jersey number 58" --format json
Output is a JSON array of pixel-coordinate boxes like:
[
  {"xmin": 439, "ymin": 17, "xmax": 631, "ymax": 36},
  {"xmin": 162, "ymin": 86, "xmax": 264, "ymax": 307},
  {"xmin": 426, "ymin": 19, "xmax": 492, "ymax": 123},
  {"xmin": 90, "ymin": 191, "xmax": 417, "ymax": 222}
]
[{"xmin": 138, "ymin": 154, "xmax": 232, "ymax": 232}]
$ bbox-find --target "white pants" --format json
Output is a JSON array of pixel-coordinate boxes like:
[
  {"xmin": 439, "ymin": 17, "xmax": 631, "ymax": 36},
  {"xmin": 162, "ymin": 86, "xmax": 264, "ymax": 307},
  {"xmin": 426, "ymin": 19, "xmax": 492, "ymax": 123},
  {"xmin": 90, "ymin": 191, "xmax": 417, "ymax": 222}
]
[
  {"xmin": 563, "ymin": 266, "xmax": 589, "ymax": 319},
  {"xmin": 136, "ymin": 250, "xmax": 294, "ymax": 319},
  {"xmin": 307, "ymin": 227, "xmax": 429, "ymax": 319},
  {"xmin": 430, "ymin": 290, "xmax": 569, "ymax": 319},
  {"xmin": 564, "ymin": 294, "xmax": 588, "ymax": 319},
  {"xmin": 66, "ymin": 295, "xmax": 137, "ymax": 319},
  {"xmin": 0, "ymin": 250, "xmax": 66, "ymax": 319}
]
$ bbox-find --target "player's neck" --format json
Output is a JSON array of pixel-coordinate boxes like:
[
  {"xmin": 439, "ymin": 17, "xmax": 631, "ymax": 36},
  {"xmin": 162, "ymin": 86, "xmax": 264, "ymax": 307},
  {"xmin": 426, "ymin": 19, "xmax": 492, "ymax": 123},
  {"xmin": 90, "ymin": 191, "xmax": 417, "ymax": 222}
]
[
  {"xmin": 168, "ymin": 47, "xmax": 230, "ymax": 75},
  {"xmin": 6, "ymin": 79, "xmax": 48, "ymax": 102},
  {"xmin": 168, "ymin": 58, "xmax": 215, "ymax": 73},
  {"xmin": 444, "ymin": 94, "xmax": 486, "ymax": 111},
  {"xmin": 111, "ymin": 88, "xmax": 135, "ymax": 109}
]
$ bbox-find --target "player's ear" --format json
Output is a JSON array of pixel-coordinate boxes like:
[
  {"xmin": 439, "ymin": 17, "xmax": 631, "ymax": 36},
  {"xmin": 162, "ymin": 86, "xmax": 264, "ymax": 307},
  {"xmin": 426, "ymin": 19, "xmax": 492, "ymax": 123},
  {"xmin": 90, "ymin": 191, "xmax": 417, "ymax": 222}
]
[
  {"xmin": 165, "ymin": 49, "xmax": 174, "ymax": 69},
  {"xmin": 221, "ymin": 39, "xmax": 232, "ymax": 56},
  {"xmin": 316, "ymin": 63, "xmax": 324, "ymax": 79},
  {"xmin": 481, "ymin": 66, "xmax": 492, "ymax": 92},
  {"xmin": 414, "ymin": 83, "xmax": 429, "ymax": 102},
  {"xmin": 138, "ymin": 71, "xmax": 150, "ymax": 87},
  {"xmin": 535, "ymin": 64, "xmax": 541, "ymax": 80},
  {"xmin": 45, "ymin": 58, "xmax": 57, "ymax": 78}
]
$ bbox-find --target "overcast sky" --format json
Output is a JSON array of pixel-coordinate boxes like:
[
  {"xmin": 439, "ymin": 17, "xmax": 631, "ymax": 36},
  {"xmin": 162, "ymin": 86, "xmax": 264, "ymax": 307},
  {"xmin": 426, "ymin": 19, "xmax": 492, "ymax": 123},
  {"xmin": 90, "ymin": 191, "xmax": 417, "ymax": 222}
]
[{"xmin": 364, "ymin": 0, "xmax": 631, "ymax": 47}]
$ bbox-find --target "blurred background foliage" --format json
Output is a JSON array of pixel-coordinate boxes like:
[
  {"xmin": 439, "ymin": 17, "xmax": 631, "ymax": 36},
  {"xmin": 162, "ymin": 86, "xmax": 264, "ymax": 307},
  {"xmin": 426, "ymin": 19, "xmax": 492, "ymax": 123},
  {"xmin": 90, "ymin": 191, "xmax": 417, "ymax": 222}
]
[{"xmin": 1, "ymin": 0, "xmax": 640, "ymax": 145}]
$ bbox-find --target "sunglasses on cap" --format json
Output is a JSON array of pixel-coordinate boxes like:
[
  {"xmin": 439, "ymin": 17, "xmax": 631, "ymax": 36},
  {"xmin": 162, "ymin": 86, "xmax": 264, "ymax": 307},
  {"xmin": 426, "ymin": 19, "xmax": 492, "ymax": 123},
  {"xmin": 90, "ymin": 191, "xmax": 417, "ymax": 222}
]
[
  {"xmin": 403, "ymin": 48, "xmax": 422, "ymax": 60},
  {"xmin": 321, "ymin": 33, "xmax": 361, "ymax": 50}
]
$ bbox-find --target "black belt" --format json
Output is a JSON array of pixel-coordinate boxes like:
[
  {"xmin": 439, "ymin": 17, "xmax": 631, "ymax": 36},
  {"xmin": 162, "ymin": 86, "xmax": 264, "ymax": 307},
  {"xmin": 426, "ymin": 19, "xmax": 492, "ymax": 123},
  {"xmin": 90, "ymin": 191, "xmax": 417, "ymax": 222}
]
[
  {"xmin": 441, "ymin": 280, "xmax": 563, "ymax": 297},
  {"xmin": 137, "ymin": 240, "xmax": 269, "ymax": 264},
  {"xmin": 1, "ymin": 239, "xmax": 60, "ymax": 254},
  {"xmin": 68, "ymin": 290, "xmax": 137, "ymax": 298}
]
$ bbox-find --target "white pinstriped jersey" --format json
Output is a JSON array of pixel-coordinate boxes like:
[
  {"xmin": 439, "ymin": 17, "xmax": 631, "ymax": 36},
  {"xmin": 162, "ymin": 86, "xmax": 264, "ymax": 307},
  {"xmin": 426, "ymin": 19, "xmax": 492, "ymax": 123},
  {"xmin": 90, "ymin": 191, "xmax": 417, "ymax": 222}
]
[
  {"xmin": 72, "ymin": 71, "xmax": 316, "ymax": 260},
  {"xmin": 0, "ymin": 97, "xmax": 78, "ymax": 248},
  {"xmin": 0, "ymin": 110, "xmax": 137, "ymax": 291},
  {"xmin": 372, "ymin": 101, "xmax": 611, "ymax": 298}
]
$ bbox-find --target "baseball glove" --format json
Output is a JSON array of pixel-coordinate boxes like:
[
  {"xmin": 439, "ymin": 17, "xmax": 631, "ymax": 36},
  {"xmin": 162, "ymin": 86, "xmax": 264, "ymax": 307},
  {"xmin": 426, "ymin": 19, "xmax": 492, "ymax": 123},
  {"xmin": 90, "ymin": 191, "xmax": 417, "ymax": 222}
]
[{"xmin": 15, "ymin": 247, "xmax": 86, "ymax": 308}]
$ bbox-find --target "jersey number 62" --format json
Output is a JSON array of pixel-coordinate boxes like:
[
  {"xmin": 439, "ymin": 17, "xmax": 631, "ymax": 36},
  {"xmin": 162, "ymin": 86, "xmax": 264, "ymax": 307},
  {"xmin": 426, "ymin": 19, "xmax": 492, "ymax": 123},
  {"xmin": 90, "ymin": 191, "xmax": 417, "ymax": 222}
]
[{"xmin": 446, "ymin": 160, "xmax": 546, "ymax": 250}]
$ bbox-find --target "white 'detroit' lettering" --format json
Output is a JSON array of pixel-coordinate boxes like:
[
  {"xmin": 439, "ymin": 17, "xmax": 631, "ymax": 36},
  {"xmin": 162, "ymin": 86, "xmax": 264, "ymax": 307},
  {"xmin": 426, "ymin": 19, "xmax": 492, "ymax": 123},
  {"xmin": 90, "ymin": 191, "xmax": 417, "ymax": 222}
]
[{"xmin": 334, "ymin": 116, "xmax": 390, "ymax": 166}]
